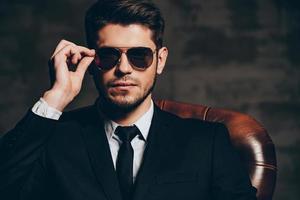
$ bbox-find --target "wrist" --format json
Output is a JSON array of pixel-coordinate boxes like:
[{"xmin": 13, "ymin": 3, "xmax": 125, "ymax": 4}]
[{"xmin": 42, "ymin": 89, "xmax": 72, "ymax": 112}]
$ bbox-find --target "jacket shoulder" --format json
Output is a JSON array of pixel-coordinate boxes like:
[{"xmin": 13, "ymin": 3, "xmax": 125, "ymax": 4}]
[
  {"xmin": 158, "ymin": 107, "xmax": 225, "ymax": 130},
  {"xmin": 157, "ymin": 107, "xmax": 229, "ymax": 142},
  {"xmin": 59, "ymin": 104, "xmax": 98, "ymax": 125}
]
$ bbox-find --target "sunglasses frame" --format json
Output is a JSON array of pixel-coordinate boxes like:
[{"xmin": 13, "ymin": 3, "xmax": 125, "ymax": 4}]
[{"xmin": 94, "ymin": 46, "xmax": 158, "ymax": 71}]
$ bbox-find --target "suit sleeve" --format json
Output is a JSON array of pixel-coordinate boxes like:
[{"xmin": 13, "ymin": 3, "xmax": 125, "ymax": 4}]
[
  {"xmin": 0, "ymin": 109, "xmax": 59, "ymax": 199},
  {"xmin": 211, "ymin": 123, "xmax": 257, "ymax": 200}
]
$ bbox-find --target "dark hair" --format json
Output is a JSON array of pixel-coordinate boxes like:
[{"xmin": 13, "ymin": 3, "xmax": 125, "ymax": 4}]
[{"xmin": 85, "ymin": 0, "xmax": 165, "ymax": 49}]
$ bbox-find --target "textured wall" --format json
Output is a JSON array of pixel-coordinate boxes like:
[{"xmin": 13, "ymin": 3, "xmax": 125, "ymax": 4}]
[{"xmin": 0, "ymin": 0, "xmax": 299, "ymax": 199}]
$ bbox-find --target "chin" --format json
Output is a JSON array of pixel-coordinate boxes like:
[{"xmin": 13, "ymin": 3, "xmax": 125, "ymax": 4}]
[
  {"xmin": 97, "ymin": 78, "xmax": 155, "ymax": 114},
  {"xmin": 111, "ymin": 95, "xmax": 145, "ymax": 109},
  {"xmin": 111, "ymin": 96, "xmax": 136, "ymax": 106},
  {"xmin": 99, "ymin": 93, "xmax": 147, "ymax": 114}
]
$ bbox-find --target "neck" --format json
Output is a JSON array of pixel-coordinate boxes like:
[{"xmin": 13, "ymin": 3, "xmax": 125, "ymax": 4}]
[{"xmin": 100, "ymin": 95, "xmax": 152, "ymax": 126}]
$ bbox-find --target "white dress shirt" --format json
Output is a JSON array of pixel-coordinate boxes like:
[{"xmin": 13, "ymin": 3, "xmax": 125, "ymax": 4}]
[
  {"xmin": 32, "ymin": 98, "xmax": 62, "ymax": 120},
  {"xmin": 103, "ymin": 101, "xmax": 153, "ymax": 182},
  {"xmin": 31, "ymin": 98, "xmax": 154, "ymax": 183}
]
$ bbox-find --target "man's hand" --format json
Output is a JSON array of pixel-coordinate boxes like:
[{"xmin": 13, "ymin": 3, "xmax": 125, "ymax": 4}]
[{"xmin": 43, "ymin": 40, "xmax": 95, "ymax": 112}]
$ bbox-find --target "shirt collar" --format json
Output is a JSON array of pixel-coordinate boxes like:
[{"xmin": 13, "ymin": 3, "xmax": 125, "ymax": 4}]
[{"xmin": 104, "ymin": 100, "xmax": 154, "ymax": 141}]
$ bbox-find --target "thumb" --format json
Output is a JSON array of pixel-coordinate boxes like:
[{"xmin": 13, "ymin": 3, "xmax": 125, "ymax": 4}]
[{"xmin": 75, "ymin": 56, "xmax": 95, "ymax": 79}]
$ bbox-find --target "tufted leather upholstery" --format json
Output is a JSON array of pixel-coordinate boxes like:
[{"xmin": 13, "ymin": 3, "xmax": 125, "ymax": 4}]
[{"xmin": 155, "ymin": 100, "xmax": 277, "ymax": 200}]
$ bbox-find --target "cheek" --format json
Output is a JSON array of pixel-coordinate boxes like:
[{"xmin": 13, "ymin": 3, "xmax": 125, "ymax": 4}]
[{"xmin": 140, "ymin": 71, "xmax": 156, "ymax": 88}]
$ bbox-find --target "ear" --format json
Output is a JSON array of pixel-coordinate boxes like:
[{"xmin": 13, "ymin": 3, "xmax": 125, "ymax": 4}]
[{"xmin": 156, "ymin": 47, "xmax": 168, "ymax": 75}]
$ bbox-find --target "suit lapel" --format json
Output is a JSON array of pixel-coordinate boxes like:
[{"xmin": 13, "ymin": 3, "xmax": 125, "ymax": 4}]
[
  {"xmin": 81, "ymin": 103, "xmax": 122, "ymax": 200},
  {"xmin": 132, "ymin": 105, "xmax": 172, "ymax": 200}
]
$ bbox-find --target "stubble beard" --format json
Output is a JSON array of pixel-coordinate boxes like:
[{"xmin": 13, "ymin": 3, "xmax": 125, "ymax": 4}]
[{"xmin": 98, "ymin": 75, "xmax": 157, "ymax": 117}]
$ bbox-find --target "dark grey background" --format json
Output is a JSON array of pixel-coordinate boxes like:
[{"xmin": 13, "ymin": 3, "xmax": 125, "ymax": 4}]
[{"xmin": 0, "ymin": 0, "xmax": 299, "ymax": 199}]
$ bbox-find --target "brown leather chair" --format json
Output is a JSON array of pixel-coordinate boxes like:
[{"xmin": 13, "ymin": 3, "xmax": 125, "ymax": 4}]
[{"xmin": 155, "ymin": 100, "xmax": 277, "ymax": 200}]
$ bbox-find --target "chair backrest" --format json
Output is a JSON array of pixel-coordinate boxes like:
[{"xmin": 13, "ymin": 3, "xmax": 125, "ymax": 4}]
[{"xmin": 155, "ymin": 100, "xmax": 277, "ymax": 200}]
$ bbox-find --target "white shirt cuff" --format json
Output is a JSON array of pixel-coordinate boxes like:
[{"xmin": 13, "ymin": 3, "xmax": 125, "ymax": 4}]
[{"xmin": 31, "ymin": 98, "xmax": 62, "ymax": 120}]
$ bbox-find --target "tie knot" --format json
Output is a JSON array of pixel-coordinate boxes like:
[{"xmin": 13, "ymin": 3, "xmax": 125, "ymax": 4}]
[{"xmin": 115, "ymin": 125, "xmax": 140, "ymax": 142}]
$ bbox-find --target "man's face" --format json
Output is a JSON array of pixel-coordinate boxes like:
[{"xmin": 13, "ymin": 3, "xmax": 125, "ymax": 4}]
[{"xmin": 93, "ymin": 24, "xmax": 168, "ymax": 111}]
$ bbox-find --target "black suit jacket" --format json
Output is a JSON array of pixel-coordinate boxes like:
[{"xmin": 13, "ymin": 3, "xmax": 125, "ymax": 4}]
[{"xmin": 0, "ymin": 101, "xmax": 257, "ymax": 200}]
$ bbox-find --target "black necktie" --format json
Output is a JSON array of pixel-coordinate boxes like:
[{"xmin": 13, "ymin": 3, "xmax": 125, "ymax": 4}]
[{"xmin": 115, "ymin": 125, "xmax": 140, "ymax": 200}]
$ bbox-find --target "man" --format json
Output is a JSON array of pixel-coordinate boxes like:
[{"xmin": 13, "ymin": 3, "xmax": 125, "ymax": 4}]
[{"xmin": 0, "ymin": 0, "xmax": 257, "ymax": 200}]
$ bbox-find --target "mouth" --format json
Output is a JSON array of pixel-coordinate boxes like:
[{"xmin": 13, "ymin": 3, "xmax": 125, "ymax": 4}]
[
  {"xmin": 111, "ymin": 81, "xmax": 137, "ymax": 87},
  {"xmin": 109, "ymin": 81, "xmax": 138, "ymax": 91}
]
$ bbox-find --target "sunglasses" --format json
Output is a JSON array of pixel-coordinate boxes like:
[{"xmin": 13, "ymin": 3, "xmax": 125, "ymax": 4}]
[{"xmin": 94, "ymin": 47, "xmax": 157, "ymax": 71}]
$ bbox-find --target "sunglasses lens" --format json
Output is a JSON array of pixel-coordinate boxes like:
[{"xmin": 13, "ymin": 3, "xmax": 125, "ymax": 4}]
[
  {"xmin": 127, "ymin": 47, "xmax": 154, "ymax": 69},
  {"xmin": 96, "ymin": 47, "xmax": 154, "ymax": 70},
  {"xmin": 96, "ymin": 48, "xmax": 120, "ymax": 70}
]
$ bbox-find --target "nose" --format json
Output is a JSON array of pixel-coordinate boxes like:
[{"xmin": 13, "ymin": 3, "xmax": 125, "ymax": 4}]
[{"xmin": 115, "ymin": 52, "xmax": 133, "ymax": 75}]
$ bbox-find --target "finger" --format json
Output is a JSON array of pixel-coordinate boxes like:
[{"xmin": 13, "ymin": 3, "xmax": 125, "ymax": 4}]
[
  {"xmin": 67, "ymin": 46, "xmax": 91, "ymax": 65},
  {"xmin": 76, "ymin": 46, "xmax": 95, "ymax": 57},
  {"xmin": 57, "ymin": 44, "xmax": 94, "ymax": 59},
  {"xmin": 75, "ymin": 56, "xmax": 95, "ymax": 79},
  {"xmin": 67, "ymin": 46, "xmax": 94, "ymax": 65},
  {"xmin": 54, "ymin": 44, "xmax": 79, "ymax": 65},
  {"xmin": 71, "ymin": 52, "xmax": 82, "ymax": 65},
  {"xmin": 53, "ymin": 44, "xmax": 95, "ymax": 69},
  {"xmin": 51, "ymin": 39, "xmax": 75, "ymax": 59},
  {"xmin": 71, "ymin": 45, "xmax": 95, "ymax": 64},
  {"xmin": 71, "ymin": 54, "xmax": 82, "ymax": 65}
]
